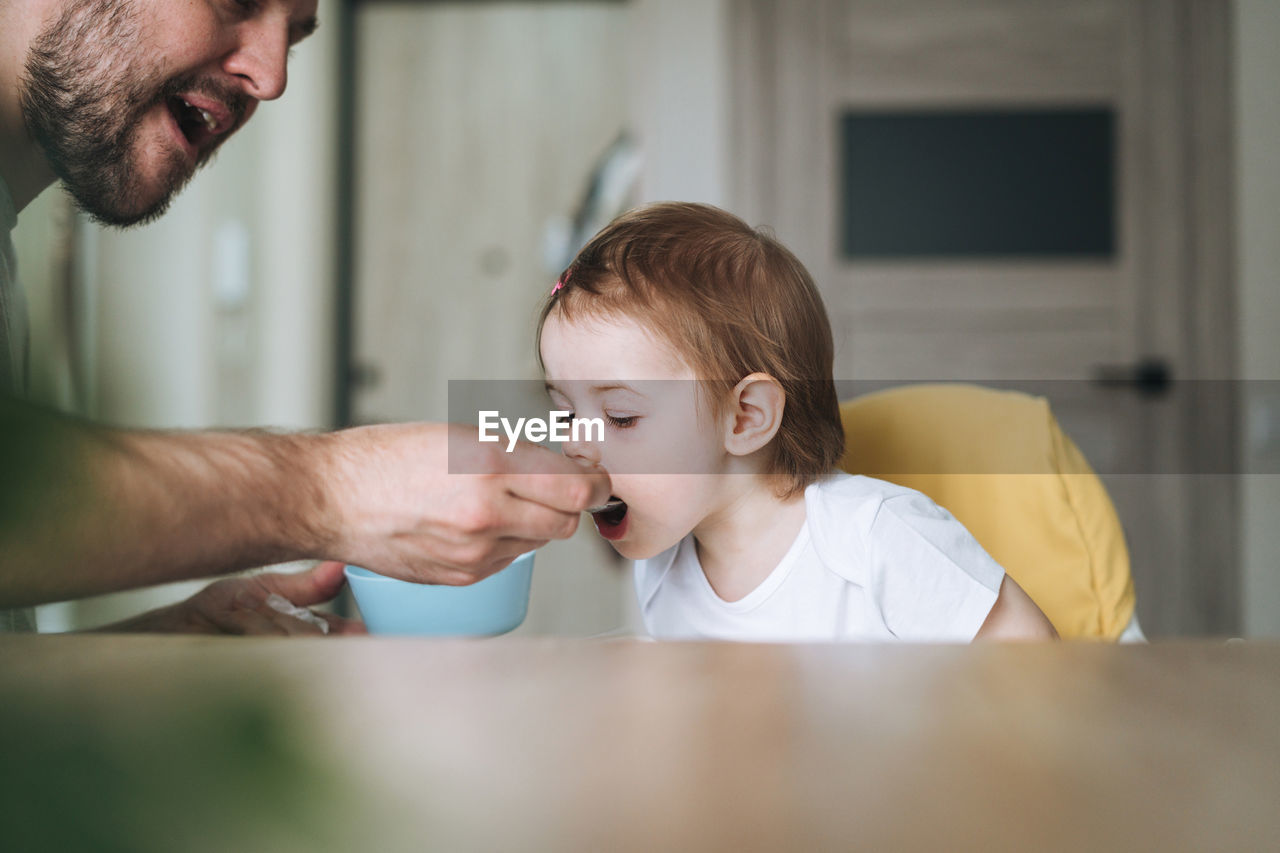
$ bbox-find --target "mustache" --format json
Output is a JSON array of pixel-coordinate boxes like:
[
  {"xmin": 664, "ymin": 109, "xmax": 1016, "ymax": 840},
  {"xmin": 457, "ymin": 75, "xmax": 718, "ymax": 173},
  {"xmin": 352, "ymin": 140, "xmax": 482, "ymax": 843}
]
[{"xmin": 154, "ymin": 74, "xmax": 252, "ymax": 130}]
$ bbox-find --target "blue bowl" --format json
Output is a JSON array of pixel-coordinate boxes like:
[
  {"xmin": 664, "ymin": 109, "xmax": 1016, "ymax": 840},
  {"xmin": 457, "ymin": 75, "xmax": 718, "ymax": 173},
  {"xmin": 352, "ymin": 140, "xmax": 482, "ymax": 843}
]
[{"xmin": 344, "ymin": 551, "xmax": 535, "ymax": 636}]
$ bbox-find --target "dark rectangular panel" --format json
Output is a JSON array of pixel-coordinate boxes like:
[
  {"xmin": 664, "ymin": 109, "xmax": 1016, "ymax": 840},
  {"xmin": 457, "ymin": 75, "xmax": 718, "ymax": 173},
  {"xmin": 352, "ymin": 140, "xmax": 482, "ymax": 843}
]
[{"xmin": 840, "ymin": 109, "xmax": 1115, "ymax": 258}]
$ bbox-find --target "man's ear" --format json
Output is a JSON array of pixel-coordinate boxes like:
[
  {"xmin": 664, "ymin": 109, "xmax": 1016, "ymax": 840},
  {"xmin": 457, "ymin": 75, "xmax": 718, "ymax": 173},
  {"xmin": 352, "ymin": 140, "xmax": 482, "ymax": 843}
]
[{"xmin": 723, "ymin": 373, "xmax": 785, "ymax": 457}]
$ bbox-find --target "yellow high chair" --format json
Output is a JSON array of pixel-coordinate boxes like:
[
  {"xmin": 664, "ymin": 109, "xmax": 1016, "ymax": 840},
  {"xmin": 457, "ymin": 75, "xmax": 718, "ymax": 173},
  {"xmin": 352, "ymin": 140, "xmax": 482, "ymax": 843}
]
[{"xmin": 838, "ymin": 384, "xmax": 1138, "ymax": 640}]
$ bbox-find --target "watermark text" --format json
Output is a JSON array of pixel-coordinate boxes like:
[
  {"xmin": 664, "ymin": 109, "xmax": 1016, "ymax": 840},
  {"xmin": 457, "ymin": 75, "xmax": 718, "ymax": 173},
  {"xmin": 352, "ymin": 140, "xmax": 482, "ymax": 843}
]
[{"xmin": 478, "ymin": 411, "xmax": 604, "ymax": 452}]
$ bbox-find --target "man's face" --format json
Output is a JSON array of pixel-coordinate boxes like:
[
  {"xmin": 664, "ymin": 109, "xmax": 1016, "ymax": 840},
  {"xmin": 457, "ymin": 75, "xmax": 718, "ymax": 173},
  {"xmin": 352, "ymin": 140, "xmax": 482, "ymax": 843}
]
[{"xmin": 19, "ymin": 0, "xmax": 318, "ymax": 226}]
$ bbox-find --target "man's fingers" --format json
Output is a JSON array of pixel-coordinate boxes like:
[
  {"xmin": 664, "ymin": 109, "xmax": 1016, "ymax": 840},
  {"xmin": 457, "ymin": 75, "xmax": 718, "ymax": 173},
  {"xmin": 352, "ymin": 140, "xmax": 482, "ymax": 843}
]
[
  {"xmin": 219, "ymin": 608, "xmax": 289, "ymax": 636},
  {"xmin": 504, "ymin": 469, "xmax": 611, "ymax": 516},
  {"xmin": 258, "ymin": 561, "xmax": 348, "ymax": 606},
  {"xmin": 259, "ymin": 605, "xmax": 323, "ymax": 636},
  {"xmin": 500, "ymin": 441, "xmax": 611, "ymax": 511},
  {"xmin": 489, "ymin": 490, "xmax": 584, "ymax": 542},
  {"xmin": 232, "ymin": 585, "xmax": 325, "ymax": 635}
]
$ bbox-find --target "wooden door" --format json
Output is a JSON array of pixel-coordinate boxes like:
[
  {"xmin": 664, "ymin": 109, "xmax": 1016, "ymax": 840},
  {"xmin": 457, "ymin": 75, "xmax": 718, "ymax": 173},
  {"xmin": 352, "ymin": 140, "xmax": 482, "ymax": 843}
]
[
  {"xmin": 728, "ymin": 0, "xmax": 1237, "ymax": 635},
  {"xmin": 350, "ymin": 2, "xmax": 635, "ymax": 636}
]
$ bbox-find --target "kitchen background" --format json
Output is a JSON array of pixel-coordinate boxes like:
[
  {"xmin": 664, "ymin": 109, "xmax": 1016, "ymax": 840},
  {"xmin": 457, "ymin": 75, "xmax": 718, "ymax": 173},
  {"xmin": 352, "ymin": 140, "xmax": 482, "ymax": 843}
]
[{"xmin": 13, "ymin": 0, "xmax": 1279, "ymax": 637}]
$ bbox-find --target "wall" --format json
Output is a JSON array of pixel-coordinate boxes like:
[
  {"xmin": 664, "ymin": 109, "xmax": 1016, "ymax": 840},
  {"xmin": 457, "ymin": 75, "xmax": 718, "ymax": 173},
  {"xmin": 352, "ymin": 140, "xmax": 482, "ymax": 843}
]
[
  {"xmin": 629, "ymin": 0, "xmax": 731, "ymax": 205},
  {"xmin": 1236, "ymin": 0, "xmax": 1280, "ymax": 637}
]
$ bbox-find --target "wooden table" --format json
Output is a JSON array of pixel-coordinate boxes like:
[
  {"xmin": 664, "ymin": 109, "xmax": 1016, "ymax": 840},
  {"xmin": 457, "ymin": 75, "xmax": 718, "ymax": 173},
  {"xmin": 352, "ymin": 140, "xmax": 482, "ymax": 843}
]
[{"xmin": 2, "ymin": 637, "xmax": 1277, "ymax": 852}]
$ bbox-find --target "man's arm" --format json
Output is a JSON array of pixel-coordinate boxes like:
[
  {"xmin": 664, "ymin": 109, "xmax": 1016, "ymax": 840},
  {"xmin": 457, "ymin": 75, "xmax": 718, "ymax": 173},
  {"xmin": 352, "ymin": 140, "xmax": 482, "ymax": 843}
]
[
  {"xmin": 1, "ymin": 395, "xmax": 610, "ymax": 608},
  {"xmin": 2, "ymin": 395, "xmax": 334, "ymax": 606}
]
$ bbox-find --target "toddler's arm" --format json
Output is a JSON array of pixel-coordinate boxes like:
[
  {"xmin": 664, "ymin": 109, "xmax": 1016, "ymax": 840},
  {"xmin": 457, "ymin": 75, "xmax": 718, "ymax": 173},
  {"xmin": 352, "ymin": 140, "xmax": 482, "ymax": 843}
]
[{"xmin": 973, "ymin": 576, "xmax": 1058, "ymax": 641}]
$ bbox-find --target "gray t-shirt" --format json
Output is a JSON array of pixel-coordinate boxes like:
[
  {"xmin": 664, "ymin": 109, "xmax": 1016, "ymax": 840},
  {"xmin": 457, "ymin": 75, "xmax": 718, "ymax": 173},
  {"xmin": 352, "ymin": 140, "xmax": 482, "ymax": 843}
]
[
  {"xmin": 0, "ymin": 175, "xmax": 27, "ymax": 393},
  {"xmin": 1, "ymin": 174, "xmax": 37, "ymax": 633}
]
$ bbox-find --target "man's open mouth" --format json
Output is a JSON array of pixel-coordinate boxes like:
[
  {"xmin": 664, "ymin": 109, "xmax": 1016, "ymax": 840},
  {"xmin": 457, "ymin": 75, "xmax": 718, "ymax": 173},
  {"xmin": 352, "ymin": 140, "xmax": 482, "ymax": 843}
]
[{"xmin": 166, "ymin": 95, "xmax": 228, "ymax": 151}]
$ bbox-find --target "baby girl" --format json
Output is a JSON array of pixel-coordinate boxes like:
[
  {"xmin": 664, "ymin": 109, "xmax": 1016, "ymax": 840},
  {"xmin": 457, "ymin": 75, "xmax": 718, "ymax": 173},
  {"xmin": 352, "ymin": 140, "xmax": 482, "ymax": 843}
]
[{"xmin": 537, "ymin": 202, "xmax": 1054, "ymax": 641}]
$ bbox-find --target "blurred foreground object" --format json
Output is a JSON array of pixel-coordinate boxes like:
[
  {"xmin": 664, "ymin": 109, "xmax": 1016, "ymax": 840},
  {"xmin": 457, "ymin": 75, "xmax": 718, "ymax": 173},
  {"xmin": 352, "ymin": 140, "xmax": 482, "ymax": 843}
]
[{"xmin": 2, "ymin": 635, "xmax": 1277, "ymax": 851}]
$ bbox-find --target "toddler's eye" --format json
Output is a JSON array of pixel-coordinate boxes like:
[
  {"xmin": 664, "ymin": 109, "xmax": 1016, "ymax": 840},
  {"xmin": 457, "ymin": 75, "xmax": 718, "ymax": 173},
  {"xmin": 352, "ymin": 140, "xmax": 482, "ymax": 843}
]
[
  {"xmin": 553, "ymin": 411, "xmax": 575, "ymax": 425},
  {"xmin": 606, "ymin": 415, "xmax": 637, "ymax": 429}
]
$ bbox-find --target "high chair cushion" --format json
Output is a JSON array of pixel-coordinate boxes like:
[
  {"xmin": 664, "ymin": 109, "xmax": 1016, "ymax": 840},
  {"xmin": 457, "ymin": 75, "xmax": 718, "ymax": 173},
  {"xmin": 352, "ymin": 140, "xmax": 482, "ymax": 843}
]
[{"xmin": 838, "ymin": 384, "xmax": 1136, "ymax": 639}]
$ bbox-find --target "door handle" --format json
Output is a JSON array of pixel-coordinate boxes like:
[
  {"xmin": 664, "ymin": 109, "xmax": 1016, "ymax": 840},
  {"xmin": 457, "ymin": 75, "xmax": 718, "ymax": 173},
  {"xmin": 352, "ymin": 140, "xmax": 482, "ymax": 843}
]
[{"xmin": 1092, "ymin": 357, "xmax": 1172, "ymax": 397}]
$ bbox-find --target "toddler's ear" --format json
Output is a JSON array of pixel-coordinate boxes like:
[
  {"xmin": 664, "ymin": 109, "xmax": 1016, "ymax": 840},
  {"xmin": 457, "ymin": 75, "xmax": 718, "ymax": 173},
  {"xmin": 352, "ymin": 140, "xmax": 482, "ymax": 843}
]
[{"xmin": 724, "ymin": 373, "xmax": 785, "ymax": 457}]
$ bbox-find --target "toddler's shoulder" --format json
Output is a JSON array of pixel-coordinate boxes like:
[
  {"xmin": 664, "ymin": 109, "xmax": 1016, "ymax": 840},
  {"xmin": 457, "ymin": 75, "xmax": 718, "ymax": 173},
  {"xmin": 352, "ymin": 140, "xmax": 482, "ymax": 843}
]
[
  {"xmin": 805, "ymin": 471, "xmax": 986, "ymax": 583},
  {"xmin": 805, "ymin": 469, "xmax": 932, "ymax": 534},
  {"xmin": 807, "ymin": 471, "xmax": 1004, "ymax": 640},
  {"xmin": 808, "ymin": 470, "xmax": 924, "ymax": 507},
  {"xmin": 805, "ymin": 472, "xmax": 907, "ymax": 584}
]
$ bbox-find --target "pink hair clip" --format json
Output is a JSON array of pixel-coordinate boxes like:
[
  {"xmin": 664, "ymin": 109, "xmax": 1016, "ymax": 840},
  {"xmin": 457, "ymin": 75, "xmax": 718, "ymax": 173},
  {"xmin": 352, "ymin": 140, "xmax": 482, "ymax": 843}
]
[{"xmin": 552, "ymin": 268, "xmax": 572, "ymax": 295}]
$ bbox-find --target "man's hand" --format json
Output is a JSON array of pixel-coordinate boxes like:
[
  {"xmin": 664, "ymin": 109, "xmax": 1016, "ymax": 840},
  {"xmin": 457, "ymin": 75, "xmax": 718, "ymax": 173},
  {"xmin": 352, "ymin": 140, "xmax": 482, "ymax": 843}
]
[
  {"xmin": 98, "ymin": 562, "xmax": 365, "ymax": 635},
  {"xmin": 319, "ymin": 423, "xmax": 611, "ymax": 585}
]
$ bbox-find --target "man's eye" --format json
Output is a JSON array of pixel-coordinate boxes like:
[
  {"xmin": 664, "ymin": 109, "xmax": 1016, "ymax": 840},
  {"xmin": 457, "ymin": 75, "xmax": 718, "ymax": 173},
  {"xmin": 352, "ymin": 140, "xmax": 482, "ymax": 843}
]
[{"xmin": 606, "ymin": 415, "xmax": 637, "ymax": 429}]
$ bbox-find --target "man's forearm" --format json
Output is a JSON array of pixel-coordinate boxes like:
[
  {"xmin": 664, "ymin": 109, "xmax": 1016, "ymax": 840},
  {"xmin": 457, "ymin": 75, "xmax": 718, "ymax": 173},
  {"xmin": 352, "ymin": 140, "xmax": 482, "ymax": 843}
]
[{"xmin": 0, "ymin": 395, "xmax": 337, "ymax": 607}]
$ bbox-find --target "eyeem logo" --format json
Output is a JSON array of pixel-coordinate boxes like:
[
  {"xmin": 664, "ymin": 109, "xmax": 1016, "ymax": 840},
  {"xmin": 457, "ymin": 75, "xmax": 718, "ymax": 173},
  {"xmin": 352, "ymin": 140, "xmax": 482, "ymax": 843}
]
[{"xmin": 478, "ymin": 411, "xmax": 605, "ymax": 452}]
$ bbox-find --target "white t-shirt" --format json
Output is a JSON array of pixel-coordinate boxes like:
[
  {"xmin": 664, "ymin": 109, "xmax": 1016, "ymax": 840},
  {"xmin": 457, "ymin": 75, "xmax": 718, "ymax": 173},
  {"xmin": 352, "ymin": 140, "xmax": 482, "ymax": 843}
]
[{"xmin": 635, "ymin": 471, "xmax": 1005, "ymax": 642}]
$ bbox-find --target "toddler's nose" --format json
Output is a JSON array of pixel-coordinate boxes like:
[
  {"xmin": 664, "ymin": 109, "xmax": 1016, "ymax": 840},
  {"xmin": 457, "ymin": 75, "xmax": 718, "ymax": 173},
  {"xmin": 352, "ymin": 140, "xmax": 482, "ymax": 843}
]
[{"xmin": 565, "ymin": 440, "xmax": 603, "ymax": 469}]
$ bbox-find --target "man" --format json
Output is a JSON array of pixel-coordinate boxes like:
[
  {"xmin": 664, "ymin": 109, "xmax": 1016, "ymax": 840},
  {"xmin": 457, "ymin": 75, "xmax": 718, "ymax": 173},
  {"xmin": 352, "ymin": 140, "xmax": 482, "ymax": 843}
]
[{"xmin": 0, "ymin": 0, "xmax": 609, "ymax": 633}]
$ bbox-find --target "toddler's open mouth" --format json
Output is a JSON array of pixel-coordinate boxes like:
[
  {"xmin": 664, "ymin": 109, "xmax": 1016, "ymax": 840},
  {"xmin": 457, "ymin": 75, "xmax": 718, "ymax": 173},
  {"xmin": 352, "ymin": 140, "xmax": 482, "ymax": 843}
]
[{"xmin": 590, "ymin": 497, "xmax": 629, "ymax": 540}]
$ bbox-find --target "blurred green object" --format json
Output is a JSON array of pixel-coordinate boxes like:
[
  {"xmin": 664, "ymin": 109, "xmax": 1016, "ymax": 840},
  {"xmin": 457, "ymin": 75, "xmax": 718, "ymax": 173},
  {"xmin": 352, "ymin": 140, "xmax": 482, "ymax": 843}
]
[{"xmin": 0, "ymin": 685, "xmax": 364, "ymax": 853}]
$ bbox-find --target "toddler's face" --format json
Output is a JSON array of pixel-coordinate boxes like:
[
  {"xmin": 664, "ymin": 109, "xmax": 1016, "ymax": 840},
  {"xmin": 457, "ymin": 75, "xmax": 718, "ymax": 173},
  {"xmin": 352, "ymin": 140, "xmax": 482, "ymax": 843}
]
[{"xmin": 540, "ymin": 311, "xmax": 731, "ymax": 560}]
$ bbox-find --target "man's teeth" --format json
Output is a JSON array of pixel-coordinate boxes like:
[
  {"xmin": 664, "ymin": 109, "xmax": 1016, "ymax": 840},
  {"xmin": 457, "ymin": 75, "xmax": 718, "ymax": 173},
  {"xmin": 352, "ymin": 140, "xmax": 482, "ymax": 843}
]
[{"xmin": 180, "ymin": 98, "xmax": 217, "ymax": 131}]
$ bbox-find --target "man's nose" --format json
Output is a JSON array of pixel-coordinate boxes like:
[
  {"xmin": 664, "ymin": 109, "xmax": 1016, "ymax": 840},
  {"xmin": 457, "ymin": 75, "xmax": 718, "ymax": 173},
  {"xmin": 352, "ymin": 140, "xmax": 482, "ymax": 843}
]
[{"xmin": 222, "ymin": 21, "xmax": 290, "ymax": 101}]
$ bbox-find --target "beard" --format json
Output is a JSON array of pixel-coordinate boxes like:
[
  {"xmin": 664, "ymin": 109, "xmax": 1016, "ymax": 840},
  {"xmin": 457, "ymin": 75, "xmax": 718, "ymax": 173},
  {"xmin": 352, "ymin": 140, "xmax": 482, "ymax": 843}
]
[{"xmin": 19, "ymin": 0, "xmax": 245, "ymax": 227}]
